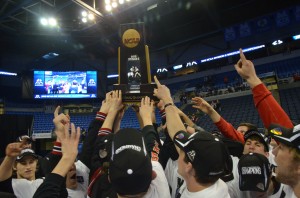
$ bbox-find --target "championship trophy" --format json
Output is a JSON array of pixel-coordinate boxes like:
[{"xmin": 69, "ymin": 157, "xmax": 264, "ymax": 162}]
[{"xmin": 113, "ymin": 22, "xmax": 156, "ymax": 103}]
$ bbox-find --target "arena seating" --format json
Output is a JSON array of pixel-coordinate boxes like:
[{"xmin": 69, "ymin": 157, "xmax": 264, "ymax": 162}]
[
  {"xmin": 5, "ymin": 84, "xmax": 300, "ymax": 134},
  {"xmin": 167, "ymin": 56, "xmax": 300, "ymax": 95},
  {"xmin": 279, "ymin": 87, "xmax": 300, "ymax": 124},
  {"xmin": 193, "ymin": 95, "xmax": 263, "ymax": 132}
]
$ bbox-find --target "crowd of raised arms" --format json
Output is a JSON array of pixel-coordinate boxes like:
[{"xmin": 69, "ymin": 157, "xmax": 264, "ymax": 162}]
[{"xmin": 0, "ymin": 49, "xmax": 299, "ymax": 198}]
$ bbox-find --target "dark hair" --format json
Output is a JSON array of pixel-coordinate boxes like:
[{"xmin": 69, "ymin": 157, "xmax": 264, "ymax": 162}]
[
  {"xmin": 239, "ymin": 123, "xmax": 258, "ymax": 131},
  {"xmin": 183, "ymin": 153, "xmax": 219, "ymax": 184},
  {"xmin": 245, "ymin": 136, "xmax": 268, "ymax": 152}
]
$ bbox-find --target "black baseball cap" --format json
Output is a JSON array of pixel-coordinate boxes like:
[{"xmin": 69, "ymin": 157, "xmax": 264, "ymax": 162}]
[
  {"xmin": 238, "ymin": 153, "xmax": 271, "ymax": 192},
  {"xmin": 16, "ymin": 149, "xmax": 38, "ymax": 161},
  {"xmin": 268, "ymin": 123, "xmax": 300, "ymax": 151},
  {"xmin": 174, "ymin": 131, "xmax": 232, "ymax": 178},
  {"xmin": 109, "ymin": 128, "xmax": 152, "ymax": 196}
]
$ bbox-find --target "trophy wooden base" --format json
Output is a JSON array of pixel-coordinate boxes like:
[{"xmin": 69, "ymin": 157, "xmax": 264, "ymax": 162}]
[{"xmin": 113, "ymin": 84, "xmax": 158, "ymax": 104}]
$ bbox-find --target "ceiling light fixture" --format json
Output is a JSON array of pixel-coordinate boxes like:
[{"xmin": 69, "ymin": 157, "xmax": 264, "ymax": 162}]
[
  {"xmin": 88, "ymin": 13, "xmax": 94, "ymax": 20},
  {"xmin": 40, "ymin": 17, "xmax": 57, "ymax": 27},
  {"xmin": 81, "ymin": 11, "xmax": 87, "ymax": 17}
]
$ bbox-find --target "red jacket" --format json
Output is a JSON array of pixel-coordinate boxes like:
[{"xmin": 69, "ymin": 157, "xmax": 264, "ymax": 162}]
[{"xmin": 214, "ymin": 83, "xmax": 293, "ymax": 143}]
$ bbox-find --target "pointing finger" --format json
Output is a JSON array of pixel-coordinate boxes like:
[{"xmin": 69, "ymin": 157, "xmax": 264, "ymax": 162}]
[
  {"xmin": 154, "ymin": 76, "xmax": 161, "ymax": 87},
  {"xmin": 239, "ymin": 48, "xmax": 247, "ymax": 62},
  {"xmin": 54, "ymin": 106, "xmax": 60, "ymax": 118}
]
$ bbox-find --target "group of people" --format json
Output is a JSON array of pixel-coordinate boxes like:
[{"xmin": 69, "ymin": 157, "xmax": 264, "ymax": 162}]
[
  {"xmin": 45, "ymin": 78, "xmax": 86, "ymax": 94},
  {"xmin": 0, "ymin": 49, "xmax": 299, "ymax": 198}
]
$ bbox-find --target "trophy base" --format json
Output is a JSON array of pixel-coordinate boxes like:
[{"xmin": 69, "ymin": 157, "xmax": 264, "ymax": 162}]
[{"xmin": 113, "ymin": 84, "xmax": 158, "ymax": 104}]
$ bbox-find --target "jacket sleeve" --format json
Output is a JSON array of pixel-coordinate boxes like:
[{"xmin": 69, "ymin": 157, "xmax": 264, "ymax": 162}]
[
  {"xmin": 79, "ymin": 112, "xmax": 106, "ymax": 170},
  {"xmin": 142, "ymin": 125, "xmax": 162, "ymax": 162},
  {"xmin": 252, "ymin": 83, "xmax": 293, "ymax": 128},
  {"xmin": 0, "ymin": 177, "xmax": 13, "ymax": 194},
  {"xmin": 159, "ymin": 129, "xmax": 179, "ymax": 169},
  {"xmin": 33, "ymin": 173, "xmax": 68, "ymax": 198},
  {"xmin": 40, "ymin": 142, "xmax": 64, "ymax": 177},
  {"xmin": 91, "ymin": 127, "xmax": 113, "ymax": 175},
  {"xmin": 214, "ymin": 117, "xmax": 245, "ymax": 143}
]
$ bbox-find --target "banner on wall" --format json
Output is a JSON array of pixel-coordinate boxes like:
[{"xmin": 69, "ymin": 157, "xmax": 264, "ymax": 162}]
[
  {"xmin": 254, "ymin": 16, "xmax": 272, "ymax": 33},
  {"xmin": 224, "ymin": 6, "xmax": 300, "ymax": 42},
  {"xmin": 275, "ymin": 10, "xmax": 291, "ymax": 27},
  {"xmin": 224, "ymin": 27, "xmax": 237, "ymax": 42},
  {"xmin": 238, "ymin": 22, "xmax": 252, "ymax": 38}
]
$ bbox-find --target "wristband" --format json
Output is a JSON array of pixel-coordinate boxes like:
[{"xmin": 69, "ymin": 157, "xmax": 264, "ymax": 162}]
[{"xmin": 164, "ymin": 103, "xmax": 173, "ymax": 109}]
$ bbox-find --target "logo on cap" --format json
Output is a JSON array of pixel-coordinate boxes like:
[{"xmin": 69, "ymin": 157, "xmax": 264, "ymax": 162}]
[
  {"xmin": 270, "ymin": 128, "xmax": 282, "ymax": 136},
  {"xmin": 176, "ymin": 133, "xmax": 185, "ymax": 139},
  {"xmin": 187, "ymin": 150, "xmax": 196, "ymax": 162}
]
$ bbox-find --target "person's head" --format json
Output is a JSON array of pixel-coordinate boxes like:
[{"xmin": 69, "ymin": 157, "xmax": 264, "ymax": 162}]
[
  {"xmin": 238, "ymin": 153, "xmax": 272, "ymax": 194},
  {"xmin": 174, "ymin": 131, "xmax": 232, "ymax": 185},
  {"xmin": 237, "ymin": 123, "xmax": 258, "ymax": 135},
  {"xmin": 14, "ymin": 149, "xmax": 38, "ymax": 181},
  {"xmin": 109, "ymin": 128, "xmax": 153, "ymax": 197},
  {"xmin": 243, "ymin": 130, "xmax": 269, "ymax": 157},
  {"xmin": 66, "ymin": 163, "xmax": 77, "ymax": 189},
  {"xmin": 268, "ymin": 123, "xmax": 300, "ymax": 186}
]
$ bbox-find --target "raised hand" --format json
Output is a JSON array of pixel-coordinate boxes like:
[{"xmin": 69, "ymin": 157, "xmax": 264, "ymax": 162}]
[
  {"xmin": 99, "ymin": 91, "xmax": 113, "ymax": 114},
  {"xmin": 139, "ymin": 96, "xmax": 154, "ymax": 126},
  {"xmin": 151, "ymin": 100, "xmax": 157, "ymax": 123},
  {"xmin": 234, "ymin": 49, "xmax": 257, "ymax": 80},
  {"xmin": 191, "ymin": 97, "xmax": 214, "ymax": 114},
  {"xmin": 117, "ymin": 105, "xmax": 126, "ymax": 120},
  {"xmin": 60, "ymin": 123, "xmax": 81, "ymax": 160},
  {"xmin": 5, "ymin": 141, "xmax": 26, "ymax": 158},
  {"xmin": 153, "ymin": 76, "xmax": 172, "ymax": 102},
  {"xmin": 113, "ymin": 104, "xmax": 126, "ymax": 133},
  {"xmin": 49, "ymin": 123, "xmax": 81, "ymax": 180},
  {"xmin": 109, "ymin": 90, "xmax": 123, "ymax": 113},
  {"xmin": 53, "ymin": 106, "xmax": 70, "ymax": 142}
]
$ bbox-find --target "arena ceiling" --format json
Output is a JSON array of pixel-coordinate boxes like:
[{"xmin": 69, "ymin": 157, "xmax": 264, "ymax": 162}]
[{"xmin": 0, "ymin": 0, "xmax": 299, "ymax": 71}]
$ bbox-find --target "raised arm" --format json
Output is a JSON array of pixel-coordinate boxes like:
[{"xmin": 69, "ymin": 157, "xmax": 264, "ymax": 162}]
[
  {"xmin": 91, "ymin": 90, "xmax": 123, "ymax": 173},
  {"xmin": 0, "ymin": 142, "xmax": 25, "ymax": 182},
  {"xmin": 176, "ymin": 107, "xmax": 195, "ymax": 127},
  {"xmin": 100, "ymin": 90, "xmax": 123, "ymax": 131},
  {"xmin": 153, "ymin": 76, "xmax": 185, "ymax": 153},
  {"xmin": 132, "ymin": 104, "xmax": 144, "ymax": 129},
  {"xmin": 52, "ymin": 123, "xmax": 80, "ymax": 177},
  {"xmin": 33, "ymin": 123, "xmax": 80, "ymax": 198},
  {"xmin": 139, "ymin": 97, "xmax": 158, "ymax": 154},
  {"xmin": 79, "ymin": 93, "xmax": 112, "ymax": 169},
  {"xmin": 139, "ymin": 96, "xmax": 154, "ymax": 127},
  {"xmin": 235, "ymin": 49, "xmax": 293, "ymax": 128},
  {"xmin": 192, "ymin": 97, "xmax": 244, "ymax": 143},
  {"xmin": 43, "ymin": 106, "xmax": 71, "ymax": 176},
  {"xmin": 113, "ymin": 105, "xmax": 126, "ymax": 133}
]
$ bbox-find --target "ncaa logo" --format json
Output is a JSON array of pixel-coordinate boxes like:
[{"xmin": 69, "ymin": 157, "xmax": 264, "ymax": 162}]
[{"xmin": 122, "ymin": 29, "xmax": 140, "ymax": 48}]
